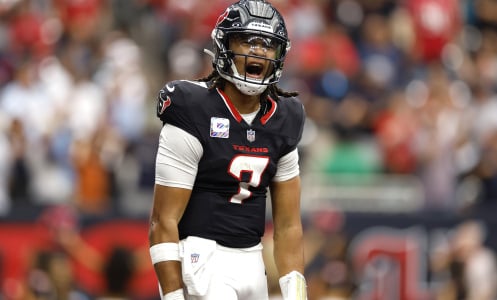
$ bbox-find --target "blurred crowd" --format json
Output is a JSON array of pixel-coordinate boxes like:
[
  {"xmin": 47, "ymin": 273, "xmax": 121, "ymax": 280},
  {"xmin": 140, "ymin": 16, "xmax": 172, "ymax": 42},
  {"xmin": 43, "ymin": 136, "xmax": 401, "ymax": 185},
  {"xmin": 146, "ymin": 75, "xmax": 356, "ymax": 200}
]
[
  {"xmin": 1, "ymin": 0, "xmax": 497, "ymax": 216},
  {"xmin": 1, "ymin": 0, "xmax": 497, "ymax": 299}
]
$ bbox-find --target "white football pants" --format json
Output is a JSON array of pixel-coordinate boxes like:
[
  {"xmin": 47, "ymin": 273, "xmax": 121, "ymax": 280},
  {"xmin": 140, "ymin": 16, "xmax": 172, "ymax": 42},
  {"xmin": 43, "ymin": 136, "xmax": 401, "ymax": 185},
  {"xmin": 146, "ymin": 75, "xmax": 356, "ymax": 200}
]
[{"xmin": 186, "ymin": 242, "xmax": 269, "ymax": 300}]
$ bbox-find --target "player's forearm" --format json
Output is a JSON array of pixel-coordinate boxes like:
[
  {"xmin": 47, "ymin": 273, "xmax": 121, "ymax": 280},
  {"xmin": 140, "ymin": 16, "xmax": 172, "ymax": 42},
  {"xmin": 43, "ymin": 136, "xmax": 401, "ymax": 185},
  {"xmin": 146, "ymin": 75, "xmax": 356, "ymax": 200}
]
[
  {"xmin": 273, "ymin": 223, "xmax": 305, "ymax": 276},
  {"xmin": 273, "ymin": 224, "xmax": 308, "ymax": 300},
  {"xmin": 149, "ymin": 218, "xmax": 184, "ymax": 294},
  {"xmin": 150, "ymin": 240, "xmax": 183, "ymax": 294},
  {"xmin": 149, "ymin": 214, "xmax": 179, "ymax": 243},
  {"xmin": 154, "ymin": 260, "xmax": 183, "ymax": 295},
  {"xmin": 270, "ymin": 177, "xmax": 305, "ymax": 276}
]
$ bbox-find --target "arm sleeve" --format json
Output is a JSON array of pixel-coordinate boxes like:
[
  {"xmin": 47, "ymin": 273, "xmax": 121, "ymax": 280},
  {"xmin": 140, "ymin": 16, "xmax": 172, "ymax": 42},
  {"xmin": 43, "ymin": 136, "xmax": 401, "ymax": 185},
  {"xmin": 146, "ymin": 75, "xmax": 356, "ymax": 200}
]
[
  {"xmin": 272, "ymin": 148, "xmax": 299, "ymax": 182},
  {"xmin": 155, "ymin": 124, "xmax": 203, "ymax": 189}
]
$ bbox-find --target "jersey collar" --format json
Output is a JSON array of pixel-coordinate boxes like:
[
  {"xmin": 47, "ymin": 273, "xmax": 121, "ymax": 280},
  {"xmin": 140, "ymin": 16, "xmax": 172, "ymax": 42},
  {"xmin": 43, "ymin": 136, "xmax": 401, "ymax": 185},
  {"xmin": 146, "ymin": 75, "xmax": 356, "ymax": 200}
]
[{"xmin": 216, "ymin": 88, "xmax": 277, "ymax": 125}]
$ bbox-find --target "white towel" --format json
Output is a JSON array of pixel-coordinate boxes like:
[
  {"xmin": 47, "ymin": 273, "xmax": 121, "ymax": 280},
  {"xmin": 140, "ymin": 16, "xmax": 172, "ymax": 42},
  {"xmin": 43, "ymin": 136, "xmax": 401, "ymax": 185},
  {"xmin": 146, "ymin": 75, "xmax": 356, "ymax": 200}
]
[{"xmin": 180, "ymin": 236, "xmax": 217, "ymax": 296}]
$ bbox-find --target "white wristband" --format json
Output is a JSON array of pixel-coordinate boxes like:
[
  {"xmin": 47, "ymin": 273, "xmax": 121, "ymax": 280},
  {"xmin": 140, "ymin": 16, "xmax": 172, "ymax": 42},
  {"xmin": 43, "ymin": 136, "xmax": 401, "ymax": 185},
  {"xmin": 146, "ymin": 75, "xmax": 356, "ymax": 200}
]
[
  {"xmin": 279, "ymin": 271, "xmax": 307, "ymax": 300},
  {"xmin": 163, "ymin": 288, "xmax": 185, "ymax": 300},
  {"xmin": 150, "ymin": 242, "xmax": 180, "ymax": 264}
]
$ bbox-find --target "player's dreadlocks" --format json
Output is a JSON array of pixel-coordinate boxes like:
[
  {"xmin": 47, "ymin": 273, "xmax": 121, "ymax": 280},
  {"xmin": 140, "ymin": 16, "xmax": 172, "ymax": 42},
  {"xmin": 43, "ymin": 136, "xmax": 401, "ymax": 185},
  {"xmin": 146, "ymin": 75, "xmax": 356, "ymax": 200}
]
[{"xmin": 197, "ymin": 69, "xmax": 299, "ymax": 100}]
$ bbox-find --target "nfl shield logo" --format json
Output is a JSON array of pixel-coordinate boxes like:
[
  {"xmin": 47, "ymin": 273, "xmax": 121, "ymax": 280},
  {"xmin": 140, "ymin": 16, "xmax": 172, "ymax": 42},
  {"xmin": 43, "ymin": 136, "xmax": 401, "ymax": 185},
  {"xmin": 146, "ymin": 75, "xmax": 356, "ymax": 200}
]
[{"xmin": 247, "ymin": 129, "xmax": 256, "ymax": 142}]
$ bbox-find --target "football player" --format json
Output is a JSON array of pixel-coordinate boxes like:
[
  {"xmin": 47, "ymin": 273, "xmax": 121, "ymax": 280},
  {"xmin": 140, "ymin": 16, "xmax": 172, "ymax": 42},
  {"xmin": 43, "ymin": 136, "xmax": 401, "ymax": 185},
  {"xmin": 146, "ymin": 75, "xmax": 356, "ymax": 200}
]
[{"xmin": 149, "ymin": 1, "xmax": 307, "ymax": 299}]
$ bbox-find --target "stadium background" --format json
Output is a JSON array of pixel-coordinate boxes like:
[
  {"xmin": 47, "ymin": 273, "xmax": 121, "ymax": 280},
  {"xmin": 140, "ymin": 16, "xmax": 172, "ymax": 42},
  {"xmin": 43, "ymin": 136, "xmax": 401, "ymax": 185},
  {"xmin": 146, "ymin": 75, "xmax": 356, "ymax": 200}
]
[{"xmin": 0, "ymin": 0, "xmax": 496, "ymax": 299}]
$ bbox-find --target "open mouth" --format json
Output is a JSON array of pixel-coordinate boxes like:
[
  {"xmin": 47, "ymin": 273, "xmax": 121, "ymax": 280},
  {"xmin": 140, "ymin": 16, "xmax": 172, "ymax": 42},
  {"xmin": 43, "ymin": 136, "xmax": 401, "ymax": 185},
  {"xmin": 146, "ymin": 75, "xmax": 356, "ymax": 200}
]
[{"xmin": 245, "ymin": 62, "xmax": 264, "ymax": 79}]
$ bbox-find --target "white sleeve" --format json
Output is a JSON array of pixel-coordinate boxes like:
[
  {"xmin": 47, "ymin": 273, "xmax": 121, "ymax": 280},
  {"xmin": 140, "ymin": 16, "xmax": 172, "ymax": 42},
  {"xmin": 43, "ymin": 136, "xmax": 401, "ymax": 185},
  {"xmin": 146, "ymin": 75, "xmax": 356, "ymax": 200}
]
[
  {"xmin": 155, "ymin": 124, "xmax": 203, "ymax": 189},
  {"xmin": 272, "ymin": 148, "xmax": 300, "ymax": 182}
]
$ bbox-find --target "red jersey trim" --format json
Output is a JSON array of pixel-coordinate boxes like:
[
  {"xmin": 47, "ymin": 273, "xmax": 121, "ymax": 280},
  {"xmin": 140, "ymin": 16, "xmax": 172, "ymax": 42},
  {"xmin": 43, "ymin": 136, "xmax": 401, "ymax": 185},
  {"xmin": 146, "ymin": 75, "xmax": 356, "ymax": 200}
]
[
  {"xmin": 217, "ymin": 88, "xmax": 243, "ymax": 123},
  {"xmin": 260, "ymin": 97, "xmax": 277, "ymax": 125},
  {"xmin": 216, "ymin": 89, "xmax": 278, "ymax": 125}
]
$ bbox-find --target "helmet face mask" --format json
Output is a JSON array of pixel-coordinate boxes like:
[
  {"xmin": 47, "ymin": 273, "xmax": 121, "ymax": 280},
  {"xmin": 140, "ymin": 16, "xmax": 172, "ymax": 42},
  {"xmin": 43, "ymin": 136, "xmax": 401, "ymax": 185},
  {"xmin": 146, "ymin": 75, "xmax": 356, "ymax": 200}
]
[{"xmin": 209, "ymin": 0, "xmax": 290, "ymax": 96}]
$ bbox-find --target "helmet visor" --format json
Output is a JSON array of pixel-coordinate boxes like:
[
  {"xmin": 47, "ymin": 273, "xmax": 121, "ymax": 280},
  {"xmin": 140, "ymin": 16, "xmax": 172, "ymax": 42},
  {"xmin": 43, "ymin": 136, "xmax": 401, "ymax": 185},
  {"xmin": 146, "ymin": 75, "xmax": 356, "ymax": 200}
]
[{"xmin": 229, "ymin": 32, "xmax": 286, "ymax": 59}]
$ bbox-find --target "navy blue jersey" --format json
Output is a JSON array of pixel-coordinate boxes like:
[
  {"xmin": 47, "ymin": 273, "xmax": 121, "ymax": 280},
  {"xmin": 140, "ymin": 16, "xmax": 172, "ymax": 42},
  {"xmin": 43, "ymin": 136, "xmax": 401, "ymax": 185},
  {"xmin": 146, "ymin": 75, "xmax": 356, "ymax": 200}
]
[{"xmin": 156, "ymin": 80, "xmax": 305, "ymax": 248}]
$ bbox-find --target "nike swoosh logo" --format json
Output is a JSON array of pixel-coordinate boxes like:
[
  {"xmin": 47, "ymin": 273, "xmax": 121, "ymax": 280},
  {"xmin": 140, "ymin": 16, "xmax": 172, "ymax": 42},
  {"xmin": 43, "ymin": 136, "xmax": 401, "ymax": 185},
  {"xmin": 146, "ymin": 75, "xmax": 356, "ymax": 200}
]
[{"xmin": 166, "ymin": 84, "xmax": 175, "ymax": 92}]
